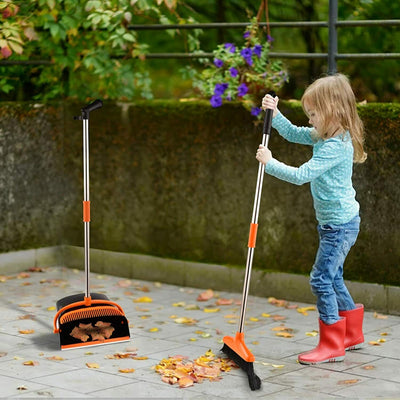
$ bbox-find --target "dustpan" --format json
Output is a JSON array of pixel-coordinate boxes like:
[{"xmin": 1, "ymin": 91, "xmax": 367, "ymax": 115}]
[{"xmin": 53, "ymin": 99, "xmax": 130, "ymax": 350}]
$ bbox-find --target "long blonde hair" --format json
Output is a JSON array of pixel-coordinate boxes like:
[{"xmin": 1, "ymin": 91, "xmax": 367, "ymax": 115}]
[{"xmin": 301, "ymin": 73, "xmax": 367, "ymax": 163}]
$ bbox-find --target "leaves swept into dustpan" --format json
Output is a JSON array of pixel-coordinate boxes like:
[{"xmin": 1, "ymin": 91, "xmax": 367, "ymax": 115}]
[{"xmin": 70, "ymin": 321, "xmax": 114, "ymax": 342}]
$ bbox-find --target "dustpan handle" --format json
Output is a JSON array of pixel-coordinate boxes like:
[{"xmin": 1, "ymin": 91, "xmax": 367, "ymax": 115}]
[
  {"xmin": 74, "ymin": 99, "xmax": 103, "ymax": 299},
  {"xmin": 238, "ymin": 91, "xmax": 276, "ymax": 333}
]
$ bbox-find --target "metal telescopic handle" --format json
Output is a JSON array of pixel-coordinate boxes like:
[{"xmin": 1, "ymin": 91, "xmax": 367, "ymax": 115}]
[
  {"xmin": 238, "ymin": 93, "xmax": 275, "ymax": 333},
  {"xmin": 74, "ymin": 100, "xmax": 103, "ymax": 299}
]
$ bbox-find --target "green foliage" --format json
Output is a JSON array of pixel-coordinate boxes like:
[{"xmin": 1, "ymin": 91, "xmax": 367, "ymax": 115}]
[
  {"xmin": 0, "ymin": 0, "xmax": 202, "ymax": 100},
  {"xmin": 192, "ymin": 18, "xmax": 288, "ymax": 118}
]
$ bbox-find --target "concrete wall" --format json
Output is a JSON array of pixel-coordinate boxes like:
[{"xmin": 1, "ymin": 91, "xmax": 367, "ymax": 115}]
[{"xmin": 1, "ymin": 100, "xmax": 399, "ymax": 286}]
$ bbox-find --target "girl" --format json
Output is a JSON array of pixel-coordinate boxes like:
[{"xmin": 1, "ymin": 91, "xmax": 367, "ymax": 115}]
[{"xmin": 256, "ymin": 74, "xmax": 366, "ymax": 365}]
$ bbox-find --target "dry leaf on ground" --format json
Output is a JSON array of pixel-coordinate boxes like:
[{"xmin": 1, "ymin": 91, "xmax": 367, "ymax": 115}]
[
  {"xmin": 86, "ymin": 363, "xmax": 100, "ymax": 369},
  {"xmin": 119, "ymin": 368, "xmax": 135, "ymax": 373},
  {"xmin": 373, "ymin": 312, "xmax": 388, "ymax": 319},
  {"xmin": 197, "ymin": 289, "xmax": 214, "ymax": 301},
  {"xmin": 19, "ymin": 329, "xmax": 35, "ymax": 334},
  {"xmin": 23, "ymin": 361, "xmax": 39, "ymax": 366},
  {"xmin": 133, "ymin": 296, "xmax": 152, "ymax": 303}
]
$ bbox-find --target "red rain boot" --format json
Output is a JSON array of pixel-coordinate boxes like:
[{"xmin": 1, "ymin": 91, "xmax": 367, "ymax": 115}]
[
  {"xmin": 339, "ymin": 304, "xmax": 364, "ymax": 350},
  {"xmin": 298, "ymin": 318, "xmax": 346, "ymax": 365}
]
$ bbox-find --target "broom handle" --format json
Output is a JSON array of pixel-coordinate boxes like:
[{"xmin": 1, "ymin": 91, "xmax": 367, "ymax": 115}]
[{"xmin": 238, "ymin": 98, "xmax": 274, "ymax": 333}]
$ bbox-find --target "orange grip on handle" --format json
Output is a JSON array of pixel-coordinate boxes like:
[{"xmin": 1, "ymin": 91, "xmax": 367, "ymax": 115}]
[
  {"xmin": 247, "ymin": 223, "xmax": 258, "ymax": 248},
  {"xmin": 83, "ymin": 201, "xmax": 90, "ymax": 222}
]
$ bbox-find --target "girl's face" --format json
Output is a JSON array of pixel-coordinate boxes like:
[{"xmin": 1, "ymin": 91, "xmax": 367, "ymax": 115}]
[{"xmin": 306, "ymin": 107, "xmax": 323, "ymax": 134}]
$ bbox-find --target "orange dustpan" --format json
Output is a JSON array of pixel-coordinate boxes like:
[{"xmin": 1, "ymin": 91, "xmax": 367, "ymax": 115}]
[{"xmin": 53, "ymin": 100, "xmax": 130, "ymax": 350}]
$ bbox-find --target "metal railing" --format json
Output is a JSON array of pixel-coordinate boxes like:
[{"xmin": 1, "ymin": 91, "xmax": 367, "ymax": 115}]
[{"xmin": 1, "ymin": 0, "xmax": 399, "ymax": 74}]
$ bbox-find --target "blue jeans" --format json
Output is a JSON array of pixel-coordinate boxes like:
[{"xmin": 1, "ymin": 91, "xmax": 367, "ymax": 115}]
[{"xmin": 310, "ymin": 214, "xmax": 360, "ymax": 325}]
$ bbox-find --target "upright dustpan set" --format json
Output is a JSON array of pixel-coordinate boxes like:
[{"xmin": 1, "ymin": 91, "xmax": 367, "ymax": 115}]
[
  {"xmin": 53, "ymin": 100, "xmax": 130, "ymax": 350},
  {"xmin": 222, "ymin": 92, "xmax": 276, "ymax": 390}
]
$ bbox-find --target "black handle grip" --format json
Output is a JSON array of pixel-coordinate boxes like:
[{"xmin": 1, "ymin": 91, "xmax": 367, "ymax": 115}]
[
  {"xmin": 262, "ymin": 90, "xmax": 276, "ymax": 137},
  {"xmin": 82, "ymin": 99, "xmax": 103, "ymax": 113}
]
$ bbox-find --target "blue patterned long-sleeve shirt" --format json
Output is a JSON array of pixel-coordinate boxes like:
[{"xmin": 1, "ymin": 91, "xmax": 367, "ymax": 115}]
[{"xmin": 265, "ymin": 112, "xmax": 359, "ymax": 225}]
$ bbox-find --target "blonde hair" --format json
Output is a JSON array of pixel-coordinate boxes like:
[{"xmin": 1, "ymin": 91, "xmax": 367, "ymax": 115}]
[{"xmin": 301, "ymin": 73, "xmax": 367, "ymax": 163}]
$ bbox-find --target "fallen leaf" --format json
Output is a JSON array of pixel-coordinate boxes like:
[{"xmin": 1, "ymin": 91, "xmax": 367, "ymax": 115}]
[
  {"xmin": 275, "ymin": 332, "xmax": 294, "ymax": 338},
  {"xmin": 46, "ymin": 356, "xmax": 65, "ymax": 361},
  {"xmin": 305, "ymin": 331, "xmax": 319, "ymax": 337},
  {"xmin": 0, "ymin": 352, "xmax": 7, "ymax": 358},
  {"xmin": 297, "ymin": 306, "xmax": 317, "ymax": 316},
  {"xmin": 249, "ymin": 317, "xmax": 259, "ymax": 322},
  {"xmin": 363, "ymin": 365, "xmax": 375, "ymax": 370},
  {"xmin": 133, "ymin": 356, "xmax": 149, "ymax": 360},
  {"xmin": 216, "ymin": 298, "xmax": 233, "ymax": 306},
  {"xmin": 28, "ymin": 267, "xmax": 45, "ymax": 273},
  {"xmin": 373, "ymin": 312, "xmax": 388, "ymax": 319},
  {"xmin": 117, "ymin": 280, "xmax": 132, "ymax": 288},
  {"xmin": 380, "ymin": 332, "xmax": 388, "ymax": 336},
  {"xmin": 19, "ymin": 329, "xmax": 35, "ymax": 335},
  {"xmin": 23, "ymin": 361, "xmax": 39, "ymax": 366},
  {"xmin": 261, "ymin": 313, "xmax": 271, "ymax": 318},
  {"xmin": 368, "ymin": 341, "xmax": 381, "ymax": 346},
  {"xmin": 179, "ymin": 376, "xmax": 195, "ymax": 388},
  {"xmin": 185, "ymin": 304, "xmax": 200, "ymax": 311},
  {"xmin": 18, "ymin": 314, "xmax": 35, "ymax": 320},
  {"xmin": 197, "ymin": 289, "xmax": 214, "ymax": 302},
  {"xmin": 105, "ymin": 352, "xmax": 138, "ymax": 359},
  {"xmin": 174, "ymin": 317, "xmax": 197, "ymax": 325},
  {"xmin": 17, "ymin": 386, "xmax": 28, "ymax": 391},
  {"xmin": 133, "ymin": 296, "xmax": 153, "ymax": 303},
  {"xmin": 272, "ymin": 315, "xmax": 286, "ymax": 321},
  {"xmin": 338, "ymin": 379, "xmax": 360, "ymax": 385},
  {"xmin": 86, "ymin": 363, "xmax": 100, "ymax": 369},
  {"xmin": 119, "ymin": 368, "xmax": 135, "ymax": 373},
  {"xmin": 268, "ymin": 297, "xmax": 288, "ymax": 307},
  {"xmin": 149, "ymin": 327, "xmax": 159, "ymax": 332},
  {"xmin": 378, "ymin": 338, "xmax": 386, "ymax": 343},
  {"xmin": 271, "ymin": 325, "xmax": 293, "ymax": 332},
  {"xmin": 203, "ymin": 308, "xmax": 220, "ymax": 313},
  {"xmin": 173, "ymin": 302, "xmax": 186, "ymax": 307},
  {"xmin": 47, "ymin": 306, "xmax": 56, "ymax": 311}
]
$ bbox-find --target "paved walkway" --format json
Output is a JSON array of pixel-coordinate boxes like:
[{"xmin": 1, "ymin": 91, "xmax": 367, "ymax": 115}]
[{"xmin": 0, "ymin": 266, "xmax": 400, "ymax": 399}]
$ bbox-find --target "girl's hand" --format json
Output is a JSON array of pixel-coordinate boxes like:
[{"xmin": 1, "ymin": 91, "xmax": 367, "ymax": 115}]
[
  {"xmin": 261, "ymin": 94, "xmax": 279, "ymax": 118},
  {"xmin": 256, "ymin": 145, "xmax": 272, "ymax": 165}
]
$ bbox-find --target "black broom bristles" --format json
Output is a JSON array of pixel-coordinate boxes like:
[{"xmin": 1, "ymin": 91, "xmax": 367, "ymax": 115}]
[{"xmin": 222, "ymin": 343, "xmax": 261, "ymax": 391}]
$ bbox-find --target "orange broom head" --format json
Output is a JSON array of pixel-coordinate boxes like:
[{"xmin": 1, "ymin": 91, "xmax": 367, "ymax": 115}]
[{"xmin": 223, "ymin": 332, "xmax": 255, "ymax": 362}]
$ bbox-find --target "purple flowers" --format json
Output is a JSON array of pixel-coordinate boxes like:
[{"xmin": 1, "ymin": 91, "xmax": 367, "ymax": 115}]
[
  {"xmin": 229, "ymin": 67, "xmax": 238, "ymax": 78},
  {"xmin": 253, "ymin": 44, "xmax": 262, "ymax": 58},
  {"xmin": 210, "ymin": 95, "xmax": 223, "ymax": 108},
  {"xmin": 214, "ymin": 83, "xmax": 228, "ymax": 95},
  {"xmin": 240, "ymin": 47, "xmax": 253, "ymax": 66},
  {"xmin": 251, "ymin": 107, "xmax": 262, "ymax": 116},
  {"xmin": 243, "ymin": 31, "xmax": 250, "ymax": 39},
  {"xmin": 224, "ymin": 43, "xmax": 236, "ymax": 53},
  {"xmin": 237, "ymin": 83, "xmax": 248, "ymax": 97},
  {"xmin": 214, "ymin": 58, "xmax": 223, "ymax": 68}
]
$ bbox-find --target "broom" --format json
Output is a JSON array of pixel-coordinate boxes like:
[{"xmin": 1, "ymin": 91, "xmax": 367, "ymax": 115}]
[{"xmin": 222, "ymin": 92, "xmax": 276, "ymax": 390}]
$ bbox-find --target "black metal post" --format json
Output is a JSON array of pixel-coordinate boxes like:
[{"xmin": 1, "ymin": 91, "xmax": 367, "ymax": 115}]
[{"xmin": 328, "ymin": 0, "xmax": 338, "ymax": 74}]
